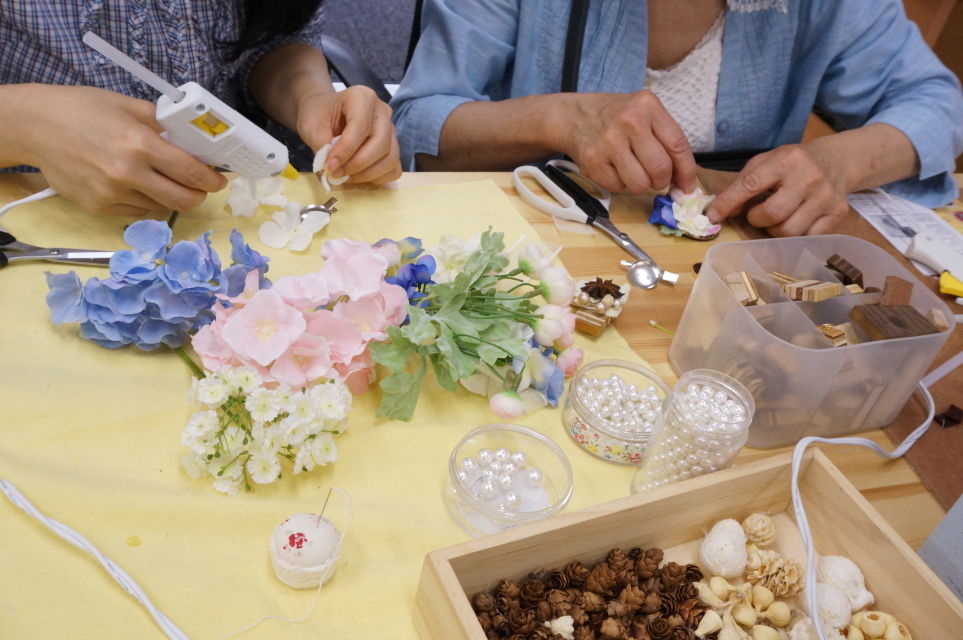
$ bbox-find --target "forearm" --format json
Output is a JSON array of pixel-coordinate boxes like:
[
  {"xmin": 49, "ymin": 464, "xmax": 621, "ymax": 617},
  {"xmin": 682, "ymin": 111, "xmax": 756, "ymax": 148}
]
[
  {"xmin": 0, "ymin": 84, "xmax": 41, "ymax": 167},
  {"xmin": 419, "ymin": 94, "xmax": 574, "ymax": 171},
  {"xmin": 804, "ymin": 123, "xmax": 919, "ymax": 194},
  {"xmin": 248, "ymin": 43, "xmax": 334, "ymax": 132}
]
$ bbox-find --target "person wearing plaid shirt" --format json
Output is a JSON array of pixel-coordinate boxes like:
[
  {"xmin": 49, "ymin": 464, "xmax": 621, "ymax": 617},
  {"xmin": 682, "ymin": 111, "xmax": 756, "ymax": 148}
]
[{"xmin": 0, "ymin": 1, "xmax": 401, "ymax": 215}]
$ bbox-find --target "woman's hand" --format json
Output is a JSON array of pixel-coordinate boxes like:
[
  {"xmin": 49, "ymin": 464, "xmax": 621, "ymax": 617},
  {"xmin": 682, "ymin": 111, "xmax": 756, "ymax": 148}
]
[
  {"xmin": 9, "ymin": 84, "xmax": 226, "ymax": 216},
  {"xmin": 707, "ymin": 143, "xmax": 850, "ymax": 236},
  {"xmin": 554, "ymin": 90, "xmax": 698, "ymax": 194},
  {"xmin": 297, "ymin": 86, "xmax": 402, "ymax": 186}
]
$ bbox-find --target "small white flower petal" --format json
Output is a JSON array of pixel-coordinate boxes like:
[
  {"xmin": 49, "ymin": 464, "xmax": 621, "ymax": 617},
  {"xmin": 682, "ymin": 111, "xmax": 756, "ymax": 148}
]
[{"xmin": 258, "ymin": 220, "xmax": 292, "ymax": 249}]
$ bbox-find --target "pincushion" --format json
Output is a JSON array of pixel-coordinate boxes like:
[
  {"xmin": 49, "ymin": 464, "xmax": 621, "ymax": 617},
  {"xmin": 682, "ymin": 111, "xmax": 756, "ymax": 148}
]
[{"xmin": 269, "ymin": 513, "xmax": 341, "ymax": 589}]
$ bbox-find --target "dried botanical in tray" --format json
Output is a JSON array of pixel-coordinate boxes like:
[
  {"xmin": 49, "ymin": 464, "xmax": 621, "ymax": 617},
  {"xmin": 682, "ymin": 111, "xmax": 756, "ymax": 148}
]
[{"xmin": 469, "ymin": 547, "xmax": 709, "ymax": 640}]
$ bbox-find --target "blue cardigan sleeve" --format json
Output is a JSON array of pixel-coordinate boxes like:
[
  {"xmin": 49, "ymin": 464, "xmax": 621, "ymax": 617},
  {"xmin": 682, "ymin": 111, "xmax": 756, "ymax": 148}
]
[
  {"xmin": 813, "ymin": 0, "xmax": 963, "ymax": 205},
  {"xmin": 390, "ymin": 0, "xmax": 521, "ymax": 170}
]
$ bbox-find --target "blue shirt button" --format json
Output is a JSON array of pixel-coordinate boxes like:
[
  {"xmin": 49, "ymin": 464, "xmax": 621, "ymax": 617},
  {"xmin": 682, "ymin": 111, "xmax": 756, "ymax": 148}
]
[{"xmin": 716, "ymin": 121, "xmax": 729, "ymax": 135}]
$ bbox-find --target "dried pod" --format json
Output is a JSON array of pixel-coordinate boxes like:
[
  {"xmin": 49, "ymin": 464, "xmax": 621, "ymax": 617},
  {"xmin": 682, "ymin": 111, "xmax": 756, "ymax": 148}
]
[
  {"xmin": 882, "ymin": 620, "xmax": 911, "ymax": 640},
  {"xmin": 750, "ymin": 585, "xmax": 774, "ymax": 612},
  {"xmin": 684, "ymin": 564, "xmax": 705, "ymax": 583},
  {"xmin": 619, "ymin": 584, "xmax": 645, "ymax": 607},
  {"xmin": 853, "ymin": 611, "xmax": 893, "ymax": 637},
  {"xmin": 695, "ymin": 610, "xmax": 724, "ymax": 637},
  {"xmin": 607, "ymin": 599, "xmax": 630, "ymax": 618},
  {"xmin": 696, "ymin": 581, "xmax": 727, "ymax": 608},
  {"xmin": 547, "ymin": 570, "xmax": 570, "ymax": 590},
  {"xmin": 599, "ymin": 617, "xmax": 625, "ymax": 639},
  {"xmin": 816, "ymin": 556, "xmax": 874, "ymax": 613},
  {"xmin": 496, "ymin": 579, "xmax": 521, "ymax": 600},
  {"xmin": 648, "ymin": 614, "xmax": 673, "ymax": 640},
  {"xmin": 741, "ymin": 513, "xmax": 777, "ymax": 547},
  {"xmin": 745, "ymin": 546, "xmax": 803, "ymax": 597},
  {"xmin": 641, "ymin": 590, "xmax": 662, "ymax": 614},
  {"xmin": 506, "ymin": 607, "xmax": 536, "ymax": 634},
  {"xmin": 477, "ymin": 612, "xmax": 493, "ymax": 632},
  {"xmin": 566, "ymin": 560, "xmax": 591, "ymax": 587},
  {"xmin": 845, "ymin": 625, "xmax": 865, "ymax": 640},
  {"xmin": 700, "ymin": 520, "xmax": 748, "ymax": 578},
  {"xmin": 759, "ymin": 601, "xmax": 791, "ymax": 628},
  {"xmin": 472, "ymin": 592, "xmax": 496, "ymax": 613},
  {"xmin": 751, "ymin": 625, "xmax": 780, "ymax": 640},
  {"xmin": 709, "ymin": 576, "xmax": 737, "ymax": 600},
  {"xmin": 607, "ymin": 547, "xmax": 631, "ymax": 572},
  {"xmin": 569, "ymin": 606, "xmax": 589, "ymax": 625},
  {"xmin": 585, "ymin": 563, "xmax": 618, "ymax": 596},
  {"xmin": 579, "ymin": 591, "xmax": 607, "ymax": 613},
  {"xmin": 732, "ymin": 602, "xmax": 758, "ymax": 628},
  {"xmin": 815, "ymin": 583, "xmax": 852, "ymax": 631},
  {"xmin": 574, "ymin": 626, "xmax": 598, "ymax": 640},
  {"xmin": 520, "ymin": 578, "xmax": 547, "ymax": 607},
  {"xmin": 721, "ymin": 613, "xmax": 752, "ymax": 640},
  {"xmin": 662, "ymin": 562, "xmax": 687, "ymax": 590}
]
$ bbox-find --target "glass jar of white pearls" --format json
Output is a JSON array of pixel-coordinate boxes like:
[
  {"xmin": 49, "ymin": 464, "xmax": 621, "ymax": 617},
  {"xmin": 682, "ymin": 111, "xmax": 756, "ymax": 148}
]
[
  {"xmin": 631, "ymin": 369, "xmax": 754, "ymax": 493},
  {"xmin": 562, "ymin": 359, "xmax": 672, "ymax": 465},
  {"xmin": 445, "ymin": 424, "xmax": 574, "ymax": 537}
]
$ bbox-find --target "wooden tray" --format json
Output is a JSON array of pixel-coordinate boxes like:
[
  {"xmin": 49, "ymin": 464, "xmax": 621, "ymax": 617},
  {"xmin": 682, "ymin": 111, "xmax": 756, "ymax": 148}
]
[{"xmin": 414, "ymin": 449, "xmax": 963, "ymax": 639}]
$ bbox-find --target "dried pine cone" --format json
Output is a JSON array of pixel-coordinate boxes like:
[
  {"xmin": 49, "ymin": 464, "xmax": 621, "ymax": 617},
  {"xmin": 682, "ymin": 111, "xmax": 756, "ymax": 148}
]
[
  {"xmin": 599, "ymin": 617, "xmax": 625, "ymax": 639},
  {"xmin": 665, "ymin": 614, "xmax": 684, "ymax": 628},
  {"xmin": 659, "ymin": 591, "xmax": 682, "ymax": 616},
  {"xmin": 639, "ymin": 576, "xmax": 662, "ymax": 594},
  {"xmin": 574, "ymin": 626, "xmax": 597, "ymax": 640},
  {"xmin": 520, "ymin": 578, "xmax": 547, "ymax": 608},
  {"xmin": 660, "ymin": 562, "xmax": 686, "ymax": 590},
  {"xmin": 579, "ymin": 591, "xmax": 606, "ymax": 612},
  {"xmin": 640, "ymin": 591, "xmax": 661, "ymax": 614},
  {"xmin": 643, "ymin": 548, "xmax": 664, "ymax": 566},
  {"xmin": 636, "ymin": 554, "xmax": 660, "ymax": 579},
  {"xmin": 472, "ymin": 592, "xmax": 496, "ymax": 613},
  {"xmin": 495, "ymin": 595, "xmax": 517, "ymax": 614},
  {"xmin": 672, "ymin": 582, "xmax": 698, "ymax": 601},
  {"xmin": 546, "ymin": 570, "xmax": 569, "ymax": 590},
  {"xmin": 742, "ymin": 513, "xmax": 776, "ymax": 546},
  {"xmin": 490, "ymin": 612, "xmax": 509, "ymax": 632},
  {"xmin": 506, "ymin": 607, "xmax": 536, "ymax": 634},
  {"xmin": 668, "ymin": 627, "xmax": 694, "ymax": 640},
  {"xmin": 632, "ymin": 620, "xmax": 654, "ymax": 640},
  {"xmin": 628, "ymin": 547, "xmax": 643, "ymax": 562},
  {"xmin": 535, "ymin": 600, "xmax": 553, "ymax": 622},
  {"xmin": 607, "ymin": 548, "xmax": 632, "ymax": 573},
  {"xmin": 584, "ymin": 563, "xmax": 617, "ymax": 596},
  {"xmin": 683, "ymin": 564, "xmax": 703, "ymax": 583},
  {"xmin": 477, "ymin": 612, "xmax": 493, "ymax": 632},
  {"xmin": 676, "ymin": 598, "xmax": 706, "ymax": 626},
  {"xmin": 647, "ymin": 614, "xmax": 672, "ymax": 640},
  {"xmin": 606, "ymin": 599, "xmax": 631, "ymax": 618},
  {"xmin": 496, "ymin": 579, "xmax": 521, "ymax": 600},
  {"xmin": 565, "ymin": 560, "xmax": 591, "ymax": 587},
  {"xmin": 619, "ymin": 584, "xmax": 645, "ymax": 607},
  {"xmin": 569, "ymin": 605, "xmax": 589, "ymax": 625},
  {"xmin": 552, "ymin": 601, "xmax": 574, "ymax": 618},
  {"xmin": 615, "ymin": 568, "xmax": 637, "ymax": 589}
]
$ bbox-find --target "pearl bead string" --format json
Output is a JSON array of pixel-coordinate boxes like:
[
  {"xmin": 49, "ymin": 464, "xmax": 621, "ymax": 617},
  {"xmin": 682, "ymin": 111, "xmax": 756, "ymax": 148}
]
[{"xmin": 456, "ymin": 447, "xmax": 544, "ymax": 512}]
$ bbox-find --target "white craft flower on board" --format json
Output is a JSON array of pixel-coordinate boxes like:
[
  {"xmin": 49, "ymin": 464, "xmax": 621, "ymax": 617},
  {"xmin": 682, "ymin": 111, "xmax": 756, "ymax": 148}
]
[
  {"xmin": 226, "ymin": 176, "xmax": 287, "ymax": 218},
  {"xmin": 669, "ymin": 187, "xmax": 721, "ymax": 238},
  {"xmin": 429, "ymin": 232, "xmax": 483, "ymax": 283},
  {"xmin": 258, "ymin": 202, "xmax": 331, "ymax": 251}
]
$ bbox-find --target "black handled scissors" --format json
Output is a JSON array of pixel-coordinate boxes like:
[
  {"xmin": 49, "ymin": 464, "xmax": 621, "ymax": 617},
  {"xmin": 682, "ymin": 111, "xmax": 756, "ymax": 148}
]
[{"xmin": 0, "ymin": 230, "xmax": 113, "ymax": 268}]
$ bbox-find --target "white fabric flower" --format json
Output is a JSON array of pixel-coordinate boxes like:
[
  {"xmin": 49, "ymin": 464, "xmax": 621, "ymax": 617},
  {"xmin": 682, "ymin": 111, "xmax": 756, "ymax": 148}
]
[
  {"xmin": 196, "ymin": 376, "xmax": 230, "ymax": 406},
  {"xmin": 310, "ymin": 434, "xmax": 338, "ymax": 465},
  {"xmin": 516, "ymin": 242, "xmax": 559, "ymax": 278},
  {"xmin": 222, "ymin": 366, "xmax": 262, "ymax": 393},
  {"xmin": 312, "ymin": 136, "xmax": 350, "ymax": 192},
  {"xmin": 293, "ymin": 445, "xmax": 316, "ymax": 474},
  {"xmin": 258, "ymin": 201, "xmax": 330, "ymax": 251},
  {"xmin": 538, "ymin": 266, "xmax": 575, "ymax": 304},
  {"xmin": 428, "ymin": 233, "xmax": 483, "ymax": 283},
  {"xmin": 212, "ymin": 475, "xmax": 242, "ymax": 496},
  {"xmin": 226, "ymin": 176, "xmax": 286, "ymax": 217},
  {"xmin": 310, "ymin": 382, "xmax": 351, "ymax": 424},
  {"xmin": 180, "ymin": 452, "xmax": 208, "ymax": 479},
  {"xmin": 246, "ymin": 387, "xmax": 281, "ymax": 423},
  {"xmin": 247, "ymin": 449, "xmax": 282, "ymax": 484},
  {"xmin": 181, "ymin": 410, "xmax": 218, "ymax": 455},
  {"xmin": 669, "ymin": 187, "xmax": 721, "ymax": 238}
]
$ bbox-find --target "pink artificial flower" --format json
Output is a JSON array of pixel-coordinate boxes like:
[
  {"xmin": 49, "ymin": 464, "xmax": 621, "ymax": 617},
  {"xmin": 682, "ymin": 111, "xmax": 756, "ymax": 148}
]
[
  {"xmin": 304, "ymin": 309, "xmax": 366, "ymax": 367},
  {"xmin": 267, "ymin": 335, "xmax": 333, "ymax": 388},
  {"xmin": 490, "ymin": 390, "xmax": 526, "ymax": 419},
  {"xmin": 556, "ymin": 347, "xmax": 584, "ymax": 378},
  {"xmin": 538, "ymin": 266, "xmax": 575, "ymax": 305},
  {"xmin": 192, "ymin": 321, "xmax": 236, "ymax": 372},
  {"xmin": 319, "ymin": 239, "xmax": 392, "ymax": 301},
  {"xmin": 220, "ymin": 289, "xmax": 306, "ymax": 366},
  {"xmin": 335, "ymin": 351, "xmax": 376, "ymax": 394},
  {"xmin": 272, "ymin": 272, "xmax": 331, "ymax": 308},
  {"xmin": 533, "ymin": 304, "xmax": 573, "ymax": 347},
  {"xmin": 333, "ymin": 282, "xmax": 408, "ymax": 341}
]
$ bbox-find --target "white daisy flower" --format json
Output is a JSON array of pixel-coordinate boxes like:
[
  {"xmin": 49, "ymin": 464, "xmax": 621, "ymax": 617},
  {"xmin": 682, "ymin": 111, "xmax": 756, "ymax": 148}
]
[
  {"xmin": 212, "ymin": 475, "xmax": 242, "ymax": 496},
  {"xmin": 246, "ymin": 387, "xmax": 280, "ymax": 423},
  {"xmin": 196, "ymin": 376, "xmax": 230, "ymax": 407},
  {"xmin": 247, "ymin": 450, "xmax": 281, "ymax": 484},
  {"xmin": 283, "ymin": 420, "xmax": 310, "ymax": 447},
  {"xmin": 222, "ymin": 366, "xmax": 261, "ymax": 394},
  {"xmin": 310, "ymin": 434, "xmax": 338, "ymax": 466},
  {"xmin": 293, "ymin": 445, "xmax": 315, "ymax": 474},
  {"xmin": 181, "ymin": 410, "xmax": 218, "ymax": 455},
  {"xmin": 288, "ymin": 391, "xmax": 319, "ymax": 425},
  {"xmin": 310, "ymin": 382, "xmax": 351, "ymax": 424}
]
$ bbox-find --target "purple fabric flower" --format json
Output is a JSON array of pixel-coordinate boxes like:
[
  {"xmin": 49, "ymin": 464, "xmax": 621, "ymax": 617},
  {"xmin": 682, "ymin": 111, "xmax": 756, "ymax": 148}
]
[
  {"xmin": 386, "ymin": 254, "xmax": 436, "ymax": 305},
  {"xmin": 649, "ymin": 194, "xmax": 678, "ymax": 228}
]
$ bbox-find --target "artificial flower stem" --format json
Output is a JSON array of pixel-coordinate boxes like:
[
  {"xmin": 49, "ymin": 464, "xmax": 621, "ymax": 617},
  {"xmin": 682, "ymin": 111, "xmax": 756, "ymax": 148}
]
[
  {"xmin": 175, "ymin": 347, "xmax": 206, "ymax": 379},
  {"xmin": 452, "ymin": 333, "xmax": 518, "ymax": 358}
]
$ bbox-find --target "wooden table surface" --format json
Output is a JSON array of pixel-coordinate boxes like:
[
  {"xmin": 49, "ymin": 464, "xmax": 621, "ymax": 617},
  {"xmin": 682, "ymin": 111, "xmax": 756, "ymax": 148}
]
[{"xmin": 1, "ymin": 170, "xmax": 958, "ymax": 551}]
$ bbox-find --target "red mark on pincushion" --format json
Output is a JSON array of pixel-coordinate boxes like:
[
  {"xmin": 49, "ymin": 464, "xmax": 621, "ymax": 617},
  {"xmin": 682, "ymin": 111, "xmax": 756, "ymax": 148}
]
[{"xmin": 288, "ymin": 532, "xmax": 307, "ymax": 549}]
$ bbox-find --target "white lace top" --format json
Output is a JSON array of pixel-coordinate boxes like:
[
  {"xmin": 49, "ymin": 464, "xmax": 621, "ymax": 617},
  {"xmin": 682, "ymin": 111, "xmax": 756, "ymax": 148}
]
[{"xmin": 644, "ymin": 11, "xmax": 726, "ymax": 153}]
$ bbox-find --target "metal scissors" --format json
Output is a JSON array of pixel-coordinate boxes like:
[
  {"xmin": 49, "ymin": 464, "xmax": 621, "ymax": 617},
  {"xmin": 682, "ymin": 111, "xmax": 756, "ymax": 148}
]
[
  {"xmin": 0, "ymin": 230, "xmax": 113, "ymax": 268},
  {"xmin": 512, "ymin": 159, "xmax": 677, "ymax": 288}
]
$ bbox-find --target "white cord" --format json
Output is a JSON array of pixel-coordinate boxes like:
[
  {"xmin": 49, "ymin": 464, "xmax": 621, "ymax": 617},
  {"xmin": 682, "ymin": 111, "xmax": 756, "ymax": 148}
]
[
  {"xmin": 0, "ymin": 187, "xmax": 58, "ymax": 221},
  {"xmin": 793, "ymin": 378, "xmax": 941, "ymax": 639},
  {"xmin": 0, "ymin": 479, "xmax": 190, "ymax": 640}
]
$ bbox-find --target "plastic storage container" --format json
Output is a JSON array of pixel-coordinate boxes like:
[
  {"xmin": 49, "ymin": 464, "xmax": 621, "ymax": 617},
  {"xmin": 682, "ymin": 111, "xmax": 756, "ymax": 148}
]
[{"xmin": 669, "ymin": 235, "xmax": 953, "ymax": 448}]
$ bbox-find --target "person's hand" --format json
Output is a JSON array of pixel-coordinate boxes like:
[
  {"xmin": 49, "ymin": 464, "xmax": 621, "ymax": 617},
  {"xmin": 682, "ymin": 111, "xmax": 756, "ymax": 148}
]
[
  {"xmin": 21, "ymin": 85, "xmax": 226, "ymax": 216},
  {"xmin": 555, "ymin": 90, "xmax": 698, "ymax": 194},
  {"xmin": 296, "ymin": 86, "xmax": 402, "ymax": 186},
  {"xmin": 707, "ymin": 144, "xmax": 850, "ymax": 236}
]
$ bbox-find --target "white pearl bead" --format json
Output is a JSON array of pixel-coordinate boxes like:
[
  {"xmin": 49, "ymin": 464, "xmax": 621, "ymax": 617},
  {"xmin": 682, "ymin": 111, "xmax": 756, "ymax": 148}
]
[
  {"xmin": 501, "ymin": 462, "xmax": 517, "ymax": 476},
  {"xmin": 480, "ymin": 468, "xmax": 495, "ymax": 481},
  {"xmin": 478, "ymin": 480, "xmax": 498, "ymax": 499},
  {"xmin": 489, "ymin": 461, "xmax": 504, "ymax": 474},
  {"xmin": 510, "ymin": 451, "xmax": 527, "ymax": 466},
  {"xmin": 494, "ymin": 448, "xmax": 510, "ymax": 463},
  {"xmin": 713, "ymin": 391, "xmax": 727, "ymax": 405},
  {"xmin": 462, "ymin": 457, "xmax": 478, "ymax": 473},
  {"xmin": 477, "ymin": 448, "xmax": 494, "ymax": 466},
  {"xmin": 503, "ymin": 491, "xmax": 519, "ymax": 508},
  {"xmin": 525, "ymin": 467, "xmax": 544, "ymax": 486},
  {"xmin": 456, "ymin": 469, "xmax": 469, "ymax": 484},
  {"xmin": 497, "ymin": 474, "xmax": 514, "ymax": 490}
]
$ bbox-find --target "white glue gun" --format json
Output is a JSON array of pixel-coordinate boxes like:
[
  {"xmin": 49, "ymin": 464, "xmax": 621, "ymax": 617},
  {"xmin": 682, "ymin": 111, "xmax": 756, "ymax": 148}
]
[{"xmin": 82, "ymin": 31, "xmax": 297, "ymax": 180}]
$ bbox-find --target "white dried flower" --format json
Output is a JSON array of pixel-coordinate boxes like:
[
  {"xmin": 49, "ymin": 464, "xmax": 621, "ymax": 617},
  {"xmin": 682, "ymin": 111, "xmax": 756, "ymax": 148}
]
[
  {"xmin": 816, "ymin": 555, "xmax": 874, "ymax": 612},
  {"xmin": 196, "ymin": 376, "xmax": 230, "ymax": 406},
  {"xmin": 247, "ymin": 449, "xmax": 282, "ymax": 485},
  {"xmin": 813, "ymin": 583, "xmax": 853, "ymax": 632},
  {"xmin": 742, "ymin": 513, "xmax": 777, "ymax": 546},
  {"xmin": 745, "ymin": 545, "xmax": 804, "ymax": 597},
  {"xmin": 700, "ymin": 519, "xmax": 748, "ymax": 578},
  {"xmin": 544, "ymin": 615, "xmax": 575, "ymax": 640}
]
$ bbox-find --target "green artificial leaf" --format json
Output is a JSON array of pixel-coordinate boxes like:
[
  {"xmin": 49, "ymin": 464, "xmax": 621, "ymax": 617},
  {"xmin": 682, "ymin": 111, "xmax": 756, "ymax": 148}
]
[
  {"xmin": 435, "ymin": 322, "xmax": 480, "ymax": 381},
  {"xmin": 376, "ymin": 355, "xmax": 427, "ymax": 421},
  {"xmin": 400, "ymin": 306, "xmax": 437, "ymax": 346},
  {"xmin": 476, "ymin": 320, "xmax": 531, "ymax": 365},
  {"xmin": 369, "ymin": 325, "xmax": 416, "ymax": 372},
  {"xmin": 429, "ymin": 354, "xmax": 457, "ymax": 392}
]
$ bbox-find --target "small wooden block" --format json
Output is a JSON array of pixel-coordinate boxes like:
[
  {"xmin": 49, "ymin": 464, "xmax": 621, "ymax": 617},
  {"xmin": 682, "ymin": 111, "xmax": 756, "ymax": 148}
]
[
  {"xmin": 848, "ymin": 304, "xmax": 939, "ymax": 341},
  {"xmin": 573, "ymin": 309, "xmax": 608, "ymax": 336},
  {"xmin": 844, "ymin": 283, "xmax": 864, "ymax": 295},
  {"xmin": 769, "ymin": 272, "xmax": 798, "ymax": 287},
  {"xmin": 802, "ymin": 281, "xmax": 842, "ymax": 302},
  {"xmin": 927, "ymin": 308, "xmax": 950, "ymax": 332},
  {"xmin": 785, "ymin": 279, "xmax": 820, "ymax": 300},
  {"xmin": 880, "ymin": 275, "xmax": 913, "ymax": 306},
  {"xmin": 817, "ymin": 323, "xmax": 848, "ymax": 347},
  {"xmin": 827, "ymin": 254, "xmax": 863, "ymax": 287},
  {"xmin": 725, "ymin": 271, "xmax": 758, "ymax": 306}
]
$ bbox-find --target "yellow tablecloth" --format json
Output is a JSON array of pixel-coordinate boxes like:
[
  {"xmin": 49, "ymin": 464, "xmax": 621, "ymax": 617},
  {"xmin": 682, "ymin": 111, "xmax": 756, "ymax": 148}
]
[{"xmin": 1, "ymin": 179, "xmax": 651, "ymax": 639}]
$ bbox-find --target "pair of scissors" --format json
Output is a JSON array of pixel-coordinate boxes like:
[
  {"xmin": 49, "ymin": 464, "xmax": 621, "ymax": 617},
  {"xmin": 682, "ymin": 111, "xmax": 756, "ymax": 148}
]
[
  {"xmin": 512, "ymin": 159, "xmax": 677, "ymax": 289},
  {"xmin": 0, "ymin": 230, "xmax": 113, "ymax": 268}
]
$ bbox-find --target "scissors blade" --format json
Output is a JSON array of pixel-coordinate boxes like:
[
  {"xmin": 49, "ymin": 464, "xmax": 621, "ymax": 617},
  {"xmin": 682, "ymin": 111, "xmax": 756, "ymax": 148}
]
[{"xmin": 6, "ymin": 248, "xmax": 113, "ymax": 266}]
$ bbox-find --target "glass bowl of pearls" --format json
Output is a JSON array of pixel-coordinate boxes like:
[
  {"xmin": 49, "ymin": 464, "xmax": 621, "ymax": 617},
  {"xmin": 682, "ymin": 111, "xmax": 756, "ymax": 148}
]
[
  {"xmin": 445, "ymin": 423, "xmax": 574, "ymax": 537},
  {"xmin": 631, "ymin": 369, "xmax": 755, "ymax": 493},
  {"xmin": 562, "ymin": 359, "xmax": 672, "ymax": 465}
]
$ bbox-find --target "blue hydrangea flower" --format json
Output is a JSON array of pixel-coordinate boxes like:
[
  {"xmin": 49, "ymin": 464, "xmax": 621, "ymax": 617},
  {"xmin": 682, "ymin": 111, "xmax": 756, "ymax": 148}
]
[
  {"xmin": 386, "ymin": 254, "xmax": 436, "ymax": 305},
  {"xmin": 649, "ymin": 194, "xmax": 678, "ymax": 228},
  {"xmin": 46, "ymin": 225, "xmax": 269, "ymax": 351}
]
